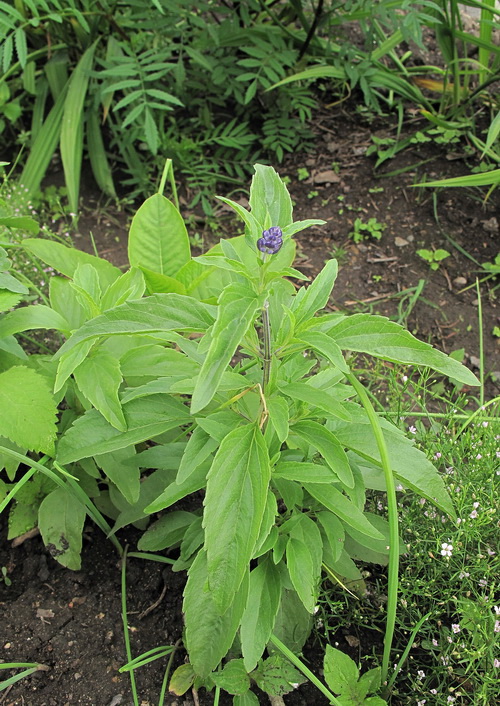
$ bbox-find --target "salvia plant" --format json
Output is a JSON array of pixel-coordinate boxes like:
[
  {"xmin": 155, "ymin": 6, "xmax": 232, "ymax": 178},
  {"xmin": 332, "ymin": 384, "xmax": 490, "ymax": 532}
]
[{"xmin": 0, "ymin": 165, "xmax": 479, "ymax": 703}]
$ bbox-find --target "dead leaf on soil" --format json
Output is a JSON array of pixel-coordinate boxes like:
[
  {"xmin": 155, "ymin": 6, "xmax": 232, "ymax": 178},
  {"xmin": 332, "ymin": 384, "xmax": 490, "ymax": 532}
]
[
  {"xmin": 345, "ymin": 634, "xmax": 360, "ymax": 648},
  {"xmin": 36, "ymin": 608, "xmax": 55, "ymax": 621}
]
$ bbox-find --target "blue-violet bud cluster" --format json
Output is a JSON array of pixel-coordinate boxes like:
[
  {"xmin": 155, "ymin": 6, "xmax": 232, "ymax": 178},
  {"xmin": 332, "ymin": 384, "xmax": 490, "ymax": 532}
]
[{"xmin": 257, "ymin": 226, "xmax": 283, "ymax": 255}]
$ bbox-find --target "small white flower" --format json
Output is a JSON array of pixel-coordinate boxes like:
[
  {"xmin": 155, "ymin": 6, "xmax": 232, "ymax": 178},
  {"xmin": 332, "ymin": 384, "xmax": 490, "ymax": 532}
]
[
  {"xmin": 409, "ymin": 425, "xmax": 417, "ymax": 434},
  {"xmin": 451, "ymin": 624, "xmax": 460, "ymax": 633},
  {"xmin": 494, "ymin": 620, "xmax": 500, "ymax": 634},
  {"xmin": 441, "ymin": 542, "xmax": 453, "ymax": 557},
  {"xmin": 417, "ymin": 669, "xmax": 426, "ymax": 680}
]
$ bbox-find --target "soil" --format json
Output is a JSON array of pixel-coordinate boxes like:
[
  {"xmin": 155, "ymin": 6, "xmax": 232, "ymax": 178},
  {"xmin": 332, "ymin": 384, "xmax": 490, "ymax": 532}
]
[{"xmin": 1, "ymin": 101, "xmax": 499, "ymax": 705}]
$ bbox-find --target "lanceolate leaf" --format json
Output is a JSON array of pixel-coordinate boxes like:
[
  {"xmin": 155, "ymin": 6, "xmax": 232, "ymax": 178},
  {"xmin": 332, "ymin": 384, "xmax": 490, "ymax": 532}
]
[
  {"xmin": 57, "ymin": 395, "xmax": 190, "ymax": 464},
  {"xmin": 38, "ymin": 487, "xmax": 86, "ymax": 570},
  {"xmin": 176, "ymin": 427, "xmax": 219, "ymax": 485},
  {"xmin": 95, "ymin": 446, "xmax": 139, "ymax": 505},
  {"xmin": 204, "ymin": 424, "xmax": 270, "ymax": 612},
  {"xmin": 61, "ymin": 42, "xmax": 97, "ymax": 214},
  {"xmin": 297, "ymin": 329, "xmax": 349, "ymax": 373},
  {"xmin": 128, "ymin": 193, "xmax": 191, "ymax": 278},
  {"xmin": 293, "ymin": 259, "xmax": 338, "ymax": 325},
  {"xmin": 184, "ymin": 550, "xmax": 249, "ymax": 678},
  {"xmin": 0, "ymin": 366, "xmax": 57, "ymax": 454},
  {"xmin": 304, "ymin": 483, "xmax": 384, "ymax": 539},
  {"xmin": 280, "ymin": 381, "xmax": 351, "ymax": 421},
  {"xmin": 249, "ymin": 163, "xmax": 293, "ymax": 230},
  {"xmin": 333, "ymin": 411, "xmax": 456, "ymax": 517},
  {"xmin": 0, "ymin": 304, "xmax": 70, "ymax": 339},
  {"xmin": 328, "ymin": 314, "xmax": 479, "ymax": 386},
  {"xmin": 55, "ymin": 294, "xmax": 215, "ymax": 358},
  {"xmin": 286, "ymin": 515, "xmax": 322, "ymax": 613},
  {"xmin": 23, "ymin": 238, "xmax": 120, "ymax": 290},
  {"xmin": 73, "ymin": 348, "xmax": 126, "ymax": 431},
  {"xmin": 191, "ymin": 283, "xmax": 262, "ymax": 413},
  {"xmin": 240, "ymin": 558, "xmax": 281, "ymax": 671},
  {"xmin": 291, "ymin": 420, "xmax": 354, "ymax": 488}
]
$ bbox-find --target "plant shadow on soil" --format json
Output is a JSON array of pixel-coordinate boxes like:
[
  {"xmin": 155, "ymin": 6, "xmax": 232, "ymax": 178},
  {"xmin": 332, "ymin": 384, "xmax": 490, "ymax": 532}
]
[{"xmin": 1, "ymin": 102, "xmax": 499, "ymax": 705}]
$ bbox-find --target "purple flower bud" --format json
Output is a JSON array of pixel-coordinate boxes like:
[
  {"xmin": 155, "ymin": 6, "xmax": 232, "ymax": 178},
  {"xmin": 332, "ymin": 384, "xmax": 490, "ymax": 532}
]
[{"xmin": 257, "ymin": 226, "xmax": 283, "ymax": 255}]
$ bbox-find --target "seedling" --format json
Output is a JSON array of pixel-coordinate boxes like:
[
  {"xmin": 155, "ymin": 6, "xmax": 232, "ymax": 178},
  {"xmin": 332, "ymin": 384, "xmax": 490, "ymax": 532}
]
[
  {"xmin": 416, "ymin": 248, "xmax": 450, "ymax": 270},
  {"xmin": 349, "ymin": 217, "xmax": 386, "ymax": 243},
  {"xmin": 1, "ymin": 566, "xmax": 11, "ymax": 586},
  {"xmin": 297, "ymin": 167, "xmax": 310, "ymax": 181}
]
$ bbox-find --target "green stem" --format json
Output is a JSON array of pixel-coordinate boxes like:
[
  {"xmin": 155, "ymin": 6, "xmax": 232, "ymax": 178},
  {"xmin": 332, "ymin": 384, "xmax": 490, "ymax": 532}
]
[
  {"xmin": 386, "ymin": 612, "xmax": 431, "ymax": 691},
  {"xmin": 346, "ymin": 374, "xmax": 399, "ymax": 687},
  {"xmin": 262, "ymin": 299, "xmax": 272, "ymax": 390},
  {"xmin": 158, "ymin": 639, "xmax": 181, "ymax": 706},
  {"xmin": 121, "ymin": 547, "xmax": 139, "ymax": 706},
  {"xmin": 476, "ymin": 279, "xmax": 485, "ymax": 409},
  {"xmin": 269, "ymin": 634, "xmax": 342, "ymax": 705}
]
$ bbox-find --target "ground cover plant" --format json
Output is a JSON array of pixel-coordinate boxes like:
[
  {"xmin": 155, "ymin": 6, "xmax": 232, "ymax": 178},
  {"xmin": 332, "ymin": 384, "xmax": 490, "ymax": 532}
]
[
  {"xmin": 2, "ymin": 1, "xmax": 499, "ymax": 215},
  {"xmin": 314, "ymin": 361, "xmax": 499, "ymax": 706},
  {"xmin": 0, "ymin": 164, "xmax": 486, "ymax": 704}
]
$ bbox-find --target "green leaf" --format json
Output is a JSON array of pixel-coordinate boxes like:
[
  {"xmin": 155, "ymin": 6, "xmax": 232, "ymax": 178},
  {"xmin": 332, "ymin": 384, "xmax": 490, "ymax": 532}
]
[
  {"xmin": 272, "ymin": 587, "xmax": 312, "ymax": 654},
  {"xmin": 333, "ymin": 410, "xmax": 456, "ymax": 517},
  {"xmin": 49, "ymin": 276, "xmax": 86, "ymax": 331},
  {"xmin": 38, "ymin": 487, "xmax": 86, "ymax": 570},
  {"xmin": 233, "ymin": 691, "xmax": 260, "ymax": 706},
  {"xmin": 128, "ymin": 193, "xmax": 190, "ymax": 278},
  {"xmin": 293, "ymin": 259, "xmax": 338, "ymax": 325},
  {"xmin": 61, "ymin": 42, "xmax": 97, "ymax": 214},
  {"xmin": 212, "ymin": 659, "xmax": 250, "ymax": 696},
  {"xmin": 0, "ymin": 215, "xmax": 39, "ymax": 234},
  {"xmin": 304, "ymin": 483, "xmax": 383, "ymax": 539},
  {"xmin": 95, "ymin": 447, "xmax": 139, "ymax": 505},
  {"xmin": 280, "ymin": 381, "xmax": 351, "ymax": 421},
  {"xmin": 8, "ymin": 500, "xmax": 38, "ymax": 540},
  {"xmin": 54, "ymin": 339, "xmax": 95, "ymax": 392},
  {"xmin": 56, "ymin": 395, "xmax": 189, "ymax": 464},
  {"xmin": 73, "ymin": 348, "xmax": 126, "ymax": 430},
  {"xmin": 177, "ymin": 427, "xmax": 218, "ymax": 485},
  {"xmin": 291, "ymin": 420, "xmax": 354, "ymax": 488},
  {"xmin": 0, "ymin": 366, "xmax": 57, "ymax": 454},
  {"xmin": 144, "ymin": 458, "xmax": 209, "ymax": 514},
  {"xmin": 100, "ymin": 267, "xmax": 146, "ymax": 310},
  {"xmin": 23, "ymin": 238, "xmax": 120, "ymax": 290},
  {"xmin": 139, "ymin": 267, "xmax": 186, "ymax": 295},
  {"xmin": 56, "ymin": 294, "xmax": 215, "ymax": 358},
  {"xmin": 357, "ymin": 666, "xmax": 382, "ymax": 699},
  {"xmin": 329, "ymin": 314, "xmax": 479, "ymax": 386},
  {"xmin": 286, "ymin": 515, "xmax": 322, "ymax": 613},
  {"xmin": 240, "ymin": 559, "xmax": 281, "ymax": 671},
  {"xmin": 252, "ymin": 654, "xmax": 305, "ymax": 697},
  {"xmin": 169, "ymin": 663, "xmax": 195, "ymax": 696},
  {"xmin": 248, "ymin": 164, "xmax": 293, "ymax": 230},
  {"xmin": 317, "ymin": 511, "xmax": 345, "ymax": 563},
  {"xmin": 191, "ymin": 284, "xmax": 261, "ymax": 413},
  {"xmin": 297, "ymin": 329, "xmax": 349, "ymax": 373},
  {"xmin": 0, "ymin": 304, "xmax": 69, "ymax": 339},
  {"xmin": 274, "ymin": 461, "xmax": 338, "ymax": 484},
  {"xmin": 184, "ymin": 550, "xmax": 249, "ymax": 678},
  {"xmin": 0, "ymin": 271, "xmax": 29, "ymax": 295},
  {"xmin": 323, "ymin": 645, "xmax": 359, "ymax": 695},
  {"xmin": 204, "ymin": 424, "xmax": 270, "ymax": 612},
  {"xmin": 138, "ymin": 511, "xmax": 198, "ymax": 551},
  {"xmin": 267, "ymin": 396, "xmax": 289, "ymax": 442}
]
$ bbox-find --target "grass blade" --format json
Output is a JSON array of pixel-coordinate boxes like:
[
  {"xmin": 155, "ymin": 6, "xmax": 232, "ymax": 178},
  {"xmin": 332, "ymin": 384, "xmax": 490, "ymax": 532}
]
[{"xmin": 60, "ymin": 41, "xmax": 98, "ymax": 215}]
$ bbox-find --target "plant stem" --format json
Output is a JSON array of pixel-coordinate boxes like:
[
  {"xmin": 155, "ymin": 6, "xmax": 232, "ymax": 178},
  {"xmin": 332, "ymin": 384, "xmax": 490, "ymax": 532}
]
[
  {"xmin": 269, "ymin": 634, "xmax": 342, "ymax": 705},
  {"xmin": 121, "ymin": 547, "xmax": 139, "ymax": 706},
  {"xmin": 346, "ymin": 373, "xmax": 399, "ymax": 689},
  {"xmin": 262, "ymin": 299, "xmax": 272, "ymax": 390}
]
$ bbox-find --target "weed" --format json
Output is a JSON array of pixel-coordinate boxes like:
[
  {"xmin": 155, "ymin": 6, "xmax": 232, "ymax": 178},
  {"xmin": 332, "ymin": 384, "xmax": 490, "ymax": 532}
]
[
  {"xmin": 417, "ymin": 248, "xmax": 451, "ymax": 271},
  {"xmin": 349, "ymin": 217, "xmax": 386, "ymax": 243}
]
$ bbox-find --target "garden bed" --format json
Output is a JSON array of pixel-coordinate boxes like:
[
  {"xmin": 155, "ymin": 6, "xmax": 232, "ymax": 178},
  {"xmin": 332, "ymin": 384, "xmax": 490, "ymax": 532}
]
[{"xmin": 1, "ymin": 102, "xmax": 499, "ymax": 705}]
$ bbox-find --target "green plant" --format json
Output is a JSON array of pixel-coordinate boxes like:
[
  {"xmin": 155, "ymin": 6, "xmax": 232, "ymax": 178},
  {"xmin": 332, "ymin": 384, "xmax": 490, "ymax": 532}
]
[
  {"xmin": 0, "ymin": 165, "xmax": 479, "ymax": 703},
  {"xmin": 1, "ymin": 566, "xmax": 11, "ymax": 586},
  {"xmin": 417, "ymin": 248, "xmax": 450, "ymax": 270},
  {"xmin": 349, "ymin": 217, "xmax": 386, "ymax": 243},
  {"xmin": 0, "ymin": 0, "xmax": 316, "ymax": 212}
]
